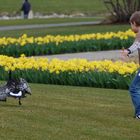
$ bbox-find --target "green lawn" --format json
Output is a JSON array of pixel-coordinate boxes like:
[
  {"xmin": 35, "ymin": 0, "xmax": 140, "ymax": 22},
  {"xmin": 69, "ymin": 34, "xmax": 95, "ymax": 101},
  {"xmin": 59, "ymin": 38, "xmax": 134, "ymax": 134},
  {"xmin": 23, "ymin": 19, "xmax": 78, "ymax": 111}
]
[
  {"xmin": 0, "ymin": 0, "xmax": 106, "ymax": 15},
  {"xmin": 0, "ymin": 24, "xmax": 130, "ymax": 37},
  {"xmin": 0, "ymin": 83, "xmax": 139, "ymax": 140}
]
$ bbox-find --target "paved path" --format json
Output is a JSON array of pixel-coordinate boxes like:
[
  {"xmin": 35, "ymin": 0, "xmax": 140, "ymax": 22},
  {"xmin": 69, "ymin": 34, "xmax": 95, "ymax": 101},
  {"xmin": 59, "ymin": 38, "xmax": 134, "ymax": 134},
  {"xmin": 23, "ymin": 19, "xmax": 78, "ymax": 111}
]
[
  {"xmin": 0, "ymin": 21, "xmax": 101, "ymax": 31},
  {"xmin": 36, "ymin": 50, "xmax": 138, "ymax": 61},
  {"xmin": 45, "ymin": 50, "xmax": 121, "ymax": 61}
]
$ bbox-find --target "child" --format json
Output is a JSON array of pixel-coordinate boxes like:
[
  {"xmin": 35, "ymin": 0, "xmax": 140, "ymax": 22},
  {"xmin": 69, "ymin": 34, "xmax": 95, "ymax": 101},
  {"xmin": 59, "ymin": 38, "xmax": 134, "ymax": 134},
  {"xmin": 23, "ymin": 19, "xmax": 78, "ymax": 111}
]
[{"xmin": 124, "ymin": 11, "xmax": 140, "ymax": 119}]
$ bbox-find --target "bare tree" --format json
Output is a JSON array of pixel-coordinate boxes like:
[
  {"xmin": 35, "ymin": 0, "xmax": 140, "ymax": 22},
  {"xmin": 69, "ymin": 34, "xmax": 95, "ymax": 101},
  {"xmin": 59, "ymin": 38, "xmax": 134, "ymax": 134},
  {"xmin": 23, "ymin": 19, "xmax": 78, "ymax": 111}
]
[{"xmin": 103, "ymin": 0, "xmax": 140, "ymax": 23}]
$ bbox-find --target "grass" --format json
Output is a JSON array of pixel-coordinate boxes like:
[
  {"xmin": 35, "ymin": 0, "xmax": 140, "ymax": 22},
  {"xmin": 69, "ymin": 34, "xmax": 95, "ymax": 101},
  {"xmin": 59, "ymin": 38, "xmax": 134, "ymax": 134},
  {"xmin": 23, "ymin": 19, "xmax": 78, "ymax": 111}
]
[
  {"xmin": 0, "ymin": 0, "xmax": 106, "ymax": 15},
  {"xmin": 0, "ymin": 24, "xmax": 130, "ymax": 37},
  {"xmin": 0, "ymin": 83, "xmax": 139, "ymax": 140}
]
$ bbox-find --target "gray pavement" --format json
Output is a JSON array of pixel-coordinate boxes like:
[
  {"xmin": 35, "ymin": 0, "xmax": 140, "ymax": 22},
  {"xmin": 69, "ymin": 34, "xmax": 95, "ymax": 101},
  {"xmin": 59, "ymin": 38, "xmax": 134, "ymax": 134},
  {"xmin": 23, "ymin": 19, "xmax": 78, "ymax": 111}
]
[
  {"xmin": 44, "ymin": 50, "xmax": 120, "ymax": 61},
  {"xmin": 35, "ymin": 50, "xmax": 138, "ymax": 61},
  {"xmin": 0, "ymin": 21, "xmax": 101, "ymax": 31}
]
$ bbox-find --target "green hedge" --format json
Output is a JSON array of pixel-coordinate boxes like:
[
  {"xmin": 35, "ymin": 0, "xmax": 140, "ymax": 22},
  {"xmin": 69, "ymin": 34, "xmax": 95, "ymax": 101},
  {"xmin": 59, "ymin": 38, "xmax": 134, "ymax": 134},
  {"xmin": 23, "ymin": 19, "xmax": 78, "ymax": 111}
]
[
  {"xmin": 0, "ymin": 69, "xmax": 135, "ymax": 89},
  {"xmin": 0, "ymin": 38, "xmax": 133, "ymax": 57}
]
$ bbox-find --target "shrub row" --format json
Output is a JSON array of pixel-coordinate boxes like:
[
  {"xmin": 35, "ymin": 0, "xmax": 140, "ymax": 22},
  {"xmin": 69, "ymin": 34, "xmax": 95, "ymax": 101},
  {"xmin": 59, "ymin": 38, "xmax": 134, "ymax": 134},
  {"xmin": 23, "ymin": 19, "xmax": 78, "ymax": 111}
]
[
  {"xmin": 0, "ymin": 69, "xmax": 134, "ymax": 89},
  {"xmin": 0, "ymin": 38, "xmax": 133, "ymax": 57}
]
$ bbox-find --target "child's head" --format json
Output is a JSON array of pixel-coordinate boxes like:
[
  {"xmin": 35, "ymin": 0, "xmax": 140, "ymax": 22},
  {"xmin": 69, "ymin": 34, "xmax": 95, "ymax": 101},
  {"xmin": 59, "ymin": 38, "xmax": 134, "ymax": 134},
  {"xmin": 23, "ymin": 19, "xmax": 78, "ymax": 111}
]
[{"xmin": 130, "ymin": 11, "xmax": 140, "ymax": 33}]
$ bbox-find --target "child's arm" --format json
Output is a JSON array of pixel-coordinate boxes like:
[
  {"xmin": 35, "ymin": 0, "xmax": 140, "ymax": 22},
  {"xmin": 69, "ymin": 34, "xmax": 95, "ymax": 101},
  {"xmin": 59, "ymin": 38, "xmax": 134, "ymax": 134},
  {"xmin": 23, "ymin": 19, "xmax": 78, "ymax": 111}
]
[
  {"xmin": 127, "ymin": 41, "xmax": 140, "ymax": 55},
  {"xmin": 121, "ymin": 41, "xmax": 140, "ymax": 59}
]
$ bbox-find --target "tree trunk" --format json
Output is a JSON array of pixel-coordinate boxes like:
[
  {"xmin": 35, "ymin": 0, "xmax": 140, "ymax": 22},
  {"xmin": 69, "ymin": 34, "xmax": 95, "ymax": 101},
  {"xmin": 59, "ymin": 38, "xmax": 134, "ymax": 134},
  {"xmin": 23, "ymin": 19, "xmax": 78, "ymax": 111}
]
[{"xmin": 103, "ymin": 0, "xmax": 140, "ymax": 23}]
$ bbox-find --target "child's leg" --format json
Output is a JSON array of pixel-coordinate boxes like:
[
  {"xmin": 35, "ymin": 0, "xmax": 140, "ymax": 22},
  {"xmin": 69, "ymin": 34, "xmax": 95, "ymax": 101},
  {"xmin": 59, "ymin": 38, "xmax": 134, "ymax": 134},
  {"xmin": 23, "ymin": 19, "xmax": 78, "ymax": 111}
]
[{"xmin": 129, "ymin": 70, "xmax": 140, "ymax": 116}]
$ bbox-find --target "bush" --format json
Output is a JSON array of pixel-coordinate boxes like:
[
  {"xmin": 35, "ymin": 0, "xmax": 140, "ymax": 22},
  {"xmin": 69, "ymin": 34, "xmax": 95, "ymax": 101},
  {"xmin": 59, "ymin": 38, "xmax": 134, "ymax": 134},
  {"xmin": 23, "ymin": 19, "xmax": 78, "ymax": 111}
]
[{"xmin": 0, "ymin": 68, "xmax": 135, "ymax": 90}]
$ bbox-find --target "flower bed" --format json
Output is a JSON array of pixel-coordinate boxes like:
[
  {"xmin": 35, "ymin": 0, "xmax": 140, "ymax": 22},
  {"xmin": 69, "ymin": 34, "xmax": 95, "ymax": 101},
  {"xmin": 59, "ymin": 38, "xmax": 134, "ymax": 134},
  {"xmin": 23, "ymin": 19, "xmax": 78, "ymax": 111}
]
[
  {"xmin": 0, "ymin": 29, "xmax": 135, "ymax": 57},
  {"xmin": 0, "ymin": 55, "xmax": 138, "ymax": 89}
]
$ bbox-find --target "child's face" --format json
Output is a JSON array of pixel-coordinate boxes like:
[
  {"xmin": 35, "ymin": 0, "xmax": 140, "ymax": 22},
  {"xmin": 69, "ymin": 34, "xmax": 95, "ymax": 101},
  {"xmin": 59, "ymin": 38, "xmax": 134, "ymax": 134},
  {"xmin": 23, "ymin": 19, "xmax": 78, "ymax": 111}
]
[{"xmin": 131, "ymin": 22, "xmax": 139, "ymax": 33}]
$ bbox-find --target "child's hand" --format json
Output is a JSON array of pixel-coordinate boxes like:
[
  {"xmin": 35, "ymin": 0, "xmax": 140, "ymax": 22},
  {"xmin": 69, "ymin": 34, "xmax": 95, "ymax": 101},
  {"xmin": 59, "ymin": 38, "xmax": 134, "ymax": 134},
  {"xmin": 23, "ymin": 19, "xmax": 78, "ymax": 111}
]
[
  {"xmin": 120, "ymin": 49, "xmax": 129, "ymax": 61},
  {"xmin": 121, "ymin": 49, "xmax": 129, "ymax": 57}
]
